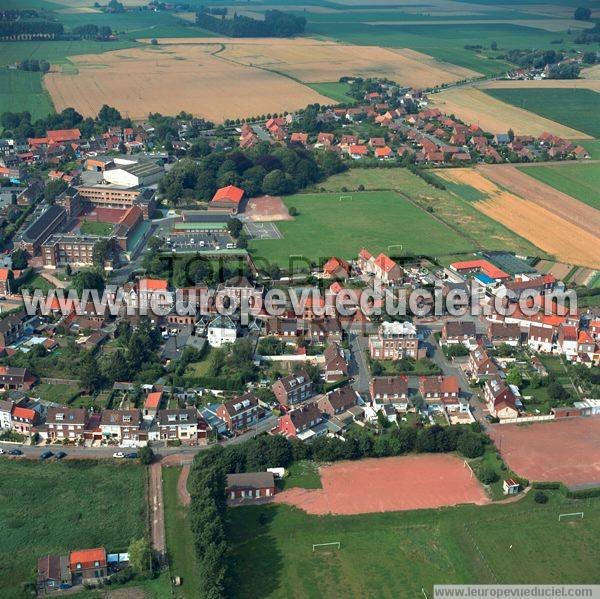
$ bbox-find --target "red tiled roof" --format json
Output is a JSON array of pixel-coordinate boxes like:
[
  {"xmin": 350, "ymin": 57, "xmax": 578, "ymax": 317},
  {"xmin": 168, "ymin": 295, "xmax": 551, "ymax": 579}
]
[
  {"xmin": 323, "ymin": 257, "xmax": 349, "ymax": 275},
  {"xmin": 119, "ymin": 205, "xmax": 143, "ymax": 228},
  {"xmin": 0, "ymin": 268, "xmax": 11, "ymax": 281},
  {"xmin": 359, "ymin": 248, "xmax": 372, "ymax": 261},
  {"xmin": 451, "ymin": 259, "xmax": 509, "ymax": 280},
  {"xmin": 69, "ymin": 548, "xmax": 106, "ymax": 570},
  {"xmin": 145, "ymin": 391, "xmax": 162, "ymax": 409},
  {"xmin": 47, "ymin": 128, "xmax": 81, "ymax": 143},
  {"xmin": 139, "ymin": 278, "xmax": 168, "ymax": 291},
  {"xmin": 578, "ymin": 330, "xmax": 594, "ymax": 344},
  {"xmin": 349, "ymin": 144, "xmax": 368, "ymax": 155},
  {"xmin": 211, "ymin": 185, "xmax": 244, "ymax": 205},
  {"xmin": 374, "ymin": 253, "xmax": 397, "ymax": 273},
  {"xmin": 12, "ymin": 406, "xmax": 36, "ymax": 421}
]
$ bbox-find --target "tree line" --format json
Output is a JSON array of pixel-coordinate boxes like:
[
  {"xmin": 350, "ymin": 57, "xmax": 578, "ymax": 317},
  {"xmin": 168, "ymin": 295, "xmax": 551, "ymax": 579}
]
[
  {"xmin": 188, "ymin": 422, "xmax": 488, "ymax": 597},
  {"xmin": 196, "ymin": 8, "xmax": 306, "ymax": 37},
  {"xmin": 158, "ymin": 143, "xmax": 345, "ymax": 205},
  {"xmin": 0, "ymin": 20, "xmax": 63, "ymax": 40}
]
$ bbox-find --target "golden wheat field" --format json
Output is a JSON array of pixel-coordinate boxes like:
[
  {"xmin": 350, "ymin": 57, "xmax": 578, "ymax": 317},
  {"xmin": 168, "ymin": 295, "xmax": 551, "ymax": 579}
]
[
  {"xmin": 44, "ymin": 43, "xmax": 335, "ymax": 122},
  {"xmin": 430, "ymin": 88, "xmax": 591, "ymax": 138},
  {"xmin": 438, "ymin": 168, "xmax": 600, "ymax": 267}
]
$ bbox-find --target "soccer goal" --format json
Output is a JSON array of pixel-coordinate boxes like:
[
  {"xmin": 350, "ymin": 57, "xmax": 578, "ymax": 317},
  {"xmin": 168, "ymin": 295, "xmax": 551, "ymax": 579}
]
[
  {"xmin": 558, "ymin": 512, "xmax": 584, "ymax": 522},
  {"xmin": 312, "ymin": 542, "xmax": 341, "ymax": 552},
  {"xmin": 463, "ymin": 460, "xmax": 474, "ymax": 479},
  {"xmin": 339, "ymin": 195, "xmax": 353, "ymax": 202}
]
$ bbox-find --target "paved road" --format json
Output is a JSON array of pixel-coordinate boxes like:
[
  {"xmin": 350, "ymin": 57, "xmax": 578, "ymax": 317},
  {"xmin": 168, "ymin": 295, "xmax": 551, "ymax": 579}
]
[{"xmin": 349, "ymin": 332, "xmax": 370, "ymax": 395}]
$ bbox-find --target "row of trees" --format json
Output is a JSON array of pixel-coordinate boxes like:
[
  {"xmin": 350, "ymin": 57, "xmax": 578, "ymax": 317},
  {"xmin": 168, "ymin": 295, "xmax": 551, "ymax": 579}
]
[
  {"xmin": 188, "ymin": 422, "xmax": 488, "ymax": 596},
  {"xmin": 0, "ymin": 21, "xmax": 63, "ymax": 39},
  {"xmin": 72, "ymin": 24, "xmax": 113, "ymax": 39},
  {"xmin": 196, "ymin": 9, "xmax": 306, "ymax": 37},
  {"xmin": 158, "ymin": 144, "xmax": 345, "ymax": 205},
  {"xmin": 16, "ymin": 59, "xmax": 50, "ymax": 73}
]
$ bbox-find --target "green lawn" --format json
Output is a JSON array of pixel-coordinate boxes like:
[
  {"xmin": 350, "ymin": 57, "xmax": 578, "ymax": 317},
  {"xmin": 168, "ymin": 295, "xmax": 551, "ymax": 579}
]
[
  {"xmin": 31, "ymin": 382, "xmax": 81, "ymax": 404},
  {"xmin": 249, "ymin": 189, "xmax": 475, "ymax": 266},
  {"xmin": 312, "ymin": 168, "xmax": 542, "ymax": 258},
  {"xmin": 280, "ymin": 460, "xmax": 322, "ymax": 491},
  {"xmin": 579, "ymin": 139, "xmax": 600, "ymax": 159},
  {"xmin": 163, "ymin": 466, "xmax": 201, "ymax": 599},
  {"xmin": 483, "ymin": 88, "xmax": 600, "ymax": 138},
  {"xmin": 306, "ymin": 82, "xmax": 355, "ymax": 104},
  {"xmin": 0, "ymin": 460, "xmax": 147, "ymax": 598},
  {"xmin": 516, "ymin": 163, "xmax": 600, "ymax": 211},
  {"xmin": 20, "ymin": 274, "xmax": 54, "ymax": 293},
  {"xmin": 80, "ymin": 219, "xmax": 115, "ymax": 236},
  {"xmin": 0, "ymin": 69, "xmax": 54, "ymax": 120},
  {"xmin": 227, "ymin": 492, "xmax": 600, "ymax": 598}
]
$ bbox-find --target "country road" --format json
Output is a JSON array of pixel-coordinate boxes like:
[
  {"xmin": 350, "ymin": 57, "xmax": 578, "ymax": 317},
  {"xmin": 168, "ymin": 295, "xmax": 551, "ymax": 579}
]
[{"xmin": 149, "ymin": 462, "xmax": 166, "ymax": 563}]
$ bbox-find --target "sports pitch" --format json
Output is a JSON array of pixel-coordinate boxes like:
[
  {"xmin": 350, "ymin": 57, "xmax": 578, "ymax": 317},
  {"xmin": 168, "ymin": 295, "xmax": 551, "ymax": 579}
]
[
  {"xmin": 228, "ymin": 491, "xmax": 600, "ymax": 598},
  {"xmin": 248, "ymin": 190, "xmax": 475, "ymax": 267}
]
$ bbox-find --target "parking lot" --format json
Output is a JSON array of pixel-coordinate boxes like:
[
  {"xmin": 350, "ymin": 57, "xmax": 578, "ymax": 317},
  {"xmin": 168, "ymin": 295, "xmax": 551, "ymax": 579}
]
[
  {"xmin": 165, "ymin": 232, "xmax": 236, "ymax": 252},
  {"xmin": 244, "ymin": 221, "xmax": 283, "ymax": 240}
]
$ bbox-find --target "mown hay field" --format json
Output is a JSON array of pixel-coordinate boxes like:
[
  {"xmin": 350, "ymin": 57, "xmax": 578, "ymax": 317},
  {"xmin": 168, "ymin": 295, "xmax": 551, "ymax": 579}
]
[
  {"xmin": 430, "ymin": 87, "xmax": 591, "ymax": 138},
  {"xmin": 141, "ymin": 38, "xmax": 478, "ymax": 88},
  {"xmin": 439, "ymin": 168, "xmax": 600, "ymax": 267},
  {"xmin": 45, "ymin": 43, "xmax": 335, "ymax": 122}
]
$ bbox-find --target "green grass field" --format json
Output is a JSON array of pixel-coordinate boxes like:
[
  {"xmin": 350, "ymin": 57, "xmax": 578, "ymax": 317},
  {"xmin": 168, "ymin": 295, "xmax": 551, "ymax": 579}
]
[
  {"xmin": 249, "ymin": 189, "xmax": 475, "ymax": 266},
  {"xmin": 163, "ymin": 466, "xmax": 201, "ymax": 599},
  {"xmin": 517, "ymin": 163, "xmax": 600, "ymax": 211},
  {"xmin": 0, "ymin": 459, "xmax": 147, "ymax": 598},
  {"xmin": 0, "ymin": 69, "xmax": 54, "ymax": 120},
  {"xmin": 227, "ymin": 492, "xmax": 600, "ymax": 598},
  {"xmin": 280, "ymin": 460, "xmax": 322, "ymax": 491},
  {"xmin": 579, "ymin": 139, "xmax": 600, "ymax": 159},
  {"xmin": 80, "ymin": 219, "xmax": 115, "ymax": 236},
  {"xmin": 31, "ymin": 382, "xmax": 81, "ymax": 404},
  {"xmin": 311, "ymin": 168, "xmax": 542, "ymax": 258},
  {"xmin": 484, "ymin": 88, "xmax": 600, "ymax": 138},
  {"xmin": 306, "ymin": 82, "xmax": 355, "ymax": 104}
]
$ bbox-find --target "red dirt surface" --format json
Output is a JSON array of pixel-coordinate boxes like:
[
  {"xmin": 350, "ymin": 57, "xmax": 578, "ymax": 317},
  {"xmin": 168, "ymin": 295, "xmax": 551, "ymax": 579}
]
[
  {"xmin": 490, "ymin": 418, "xmax": 600, "ymax": 488},
  {"xmin": 275, "ymin": 454, "xmax": 489, "ymax": 515},
  {"xmin": 79, "ymin": 206, "xmax": 128, "ymax": 224},
  {"xmin": 244, "ymin": 195, "xmax": 292, "ymax": 222}
]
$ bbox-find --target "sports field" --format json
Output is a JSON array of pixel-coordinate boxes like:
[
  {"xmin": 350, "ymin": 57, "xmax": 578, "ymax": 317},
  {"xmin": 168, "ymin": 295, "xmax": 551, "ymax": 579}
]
[
  {"xmin": 430, "ymin": 87, "xmax": 590, "ymax": 138},
  {"xmin": 517, "ymin": 163, "xmax": 600, "ymax": 212},
  {"xmin": 248, "ymin": 190, "xmax": 475, "ymax": 266},
  {"xmin": 275, "ymin": 455, "xmax": 489, "ymax": 514},
  {"xmin": 317, "ymin": 169, "xmax": 543, "ymax": 257},
  {"xmin": 490, "ymin": 418, "xmax": 600, "ymax": 488},
  {"xmin": 228, "ymin": 491, "xmax": 600, "ymax": 598},
  {"xmin": 0, "ymin": 459, "xmax": 147, "ymax": 598},
  {"xmin": 483, "ymin": 88, "xmax": 600, "ymax": 139}
]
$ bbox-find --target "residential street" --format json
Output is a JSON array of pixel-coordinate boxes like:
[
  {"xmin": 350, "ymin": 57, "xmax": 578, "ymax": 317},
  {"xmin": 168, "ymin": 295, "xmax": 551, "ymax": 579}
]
[{"xmin": 349, "ymin": 332, "xmax": 370, "ymax": 395}]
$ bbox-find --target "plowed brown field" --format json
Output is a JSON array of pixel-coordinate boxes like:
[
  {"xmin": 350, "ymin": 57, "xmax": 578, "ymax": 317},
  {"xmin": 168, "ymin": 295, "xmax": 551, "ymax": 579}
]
[{"xmin": 440, "ymin": 168, "xmax": 600, "ymax": 267}]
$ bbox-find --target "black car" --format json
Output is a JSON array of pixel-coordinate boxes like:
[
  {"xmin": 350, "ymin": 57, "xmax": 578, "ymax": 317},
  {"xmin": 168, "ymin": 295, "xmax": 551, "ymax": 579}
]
[
  {"xmin": 40, "ymin": 450, "xmax": 53, "ymax": 460},
  {"xmin": 55, "ymin": 451, "xmax": 67, "ymax": 460},
  {"xmin": 8, "ymin": 448, "xmax": 23, "ymax": 456},
  {"xmin": 125, "ymin": 452, "xmax": 138, "ymax": 459}
]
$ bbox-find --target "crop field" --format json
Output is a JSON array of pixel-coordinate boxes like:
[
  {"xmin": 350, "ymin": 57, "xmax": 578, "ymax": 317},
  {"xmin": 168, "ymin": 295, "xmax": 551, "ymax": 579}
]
[
  {"xmin": 227, "ymin": 492, "xmax": 600, "ymax": 598},
  {"xmin": 318, "ymin": 168, "xmax": 543, "ymax": 257},
  {"xmin": 483, "ymin": 88, "xmax": 600, "ymax": 139},
  {"xmin": 248, "ymin": 190, "xmax": 475, "ymax": 266},
  {"xmin": 516, "ymin": 163, "xmax": 600, "ymax": 212},
  {"xmin": 440, "ymin": 168, "xmax": 600, "ymax": 267},
  {"xmin": 0, "ymin": 459, "xmax": 147, "ymax": 598},
  {"xmin": 480, "ymin": 78, "xmax": 600, "ymax": 92},
  {"xmin": 306, "ymin": 82, "xmax": 354, "ymax": 104},
  {"xmin": 430, "ymin": 87, "xmax": 590, "ymax": 138},
  {"xmin": 478, "ymin": 164, "xmax": 600, "ymax": 236},
  {"xmin": 0, "ymin": 69, "xmax": 54, "ymax": 120},
  {"xmin": 45, "ymin": 42, "xmax": 335, "ymax": 122}
]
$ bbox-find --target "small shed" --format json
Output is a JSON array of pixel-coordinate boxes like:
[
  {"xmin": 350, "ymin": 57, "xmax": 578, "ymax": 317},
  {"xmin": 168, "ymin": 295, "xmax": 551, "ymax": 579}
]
[{"xmin": 503, "ymin": 478, "xmax": 520, "ymax": 495}]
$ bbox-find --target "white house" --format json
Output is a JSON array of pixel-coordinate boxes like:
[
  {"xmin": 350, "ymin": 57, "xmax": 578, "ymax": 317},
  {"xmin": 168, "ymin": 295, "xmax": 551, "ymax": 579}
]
[
  {"xmin": 527, "ymin": 324, "xmax": 554, "ymax": 353},
  {"xmin": 207, "ymin": 315, "xmax": 237, "ymax": 348},
  {"xmin": 0, "ymin": 399, "xmax": 12, "ymax": 430}
]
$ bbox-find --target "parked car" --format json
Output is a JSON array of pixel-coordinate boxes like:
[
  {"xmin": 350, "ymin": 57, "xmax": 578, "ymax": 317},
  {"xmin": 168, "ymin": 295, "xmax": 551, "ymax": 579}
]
[
  {"xmin": 0, "ymin": 448, "xmax": 5, "ymax": 455},
  {"xmin": 112, "ymin": 452, "xmax": 125, "ymax": 459},
  {"xmin": 40, "ymin": 451, "xmax": 53, "ymax": 460},
  {"xmin": 9, "ymin": 449, "xmax": 23, "ymax": 456},
  {"xmin": 125, "ymin": 452, "xmax": 138, "ymax": 459},
  {"xmin": 55, "ymin": 451, "xmax": 67, "ymax": 460}
]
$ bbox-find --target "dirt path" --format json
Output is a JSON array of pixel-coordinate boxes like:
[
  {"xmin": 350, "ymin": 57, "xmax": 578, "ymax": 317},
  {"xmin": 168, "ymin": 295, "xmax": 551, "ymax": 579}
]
[
  {"xmin": 148, "ymin": 462, "xmax": 166, "ymax": 562},
  {"xmin": 38, "ymin": 270, "xmax": 68, "ymax": 289},
  {"xmin": 178, "ymin": 464, "xmax": 191, "ymax": 507}
]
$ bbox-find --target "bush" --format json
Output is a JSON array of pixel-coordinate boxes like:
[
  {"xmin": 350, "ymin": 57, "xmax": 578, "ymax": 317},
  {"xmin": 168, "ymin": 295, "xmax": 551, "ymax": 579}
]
[
  {"xmin": 457, "ymin": 432, "xmax": 485, "ymax": 458},
  {"xmin": 534, "ymin": 490, "xmax": 548, "ymax": 504},
  {"xmin": 477, "ymin": 464, "xmax": 499, "ymax": 485}
]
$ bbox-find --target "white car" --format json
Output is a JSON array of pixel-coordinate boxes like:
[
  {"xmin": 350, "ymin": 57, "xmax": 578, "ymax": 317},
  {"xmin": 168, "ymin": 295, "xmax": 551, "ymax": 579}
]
[
  {"xmin": 112, "ymin": 452, "xmax": 125, "ymax": 459},
  {"xmin": 0, "ymin": 449, "xmax": 5, "ymax": 455}
]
